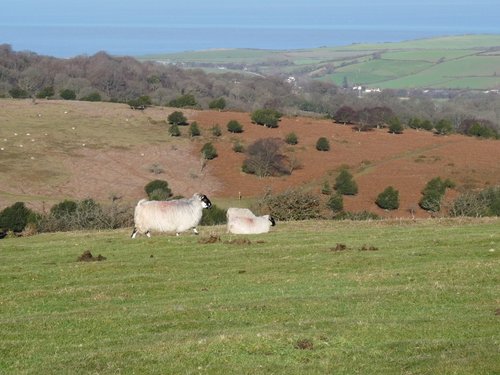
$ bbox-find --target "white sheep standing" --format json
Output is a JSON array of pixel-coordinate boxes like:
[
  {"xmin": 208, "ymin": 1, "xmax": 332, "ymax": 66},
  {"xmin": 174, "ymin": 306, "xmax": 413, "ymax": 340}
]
[
  {"xmin": 131, "ymin": 193, "xmax": 212, "ymax": 238},
  {"xmin": 226, "ymin": 207, "xmax": 276, "ymax": 234}
]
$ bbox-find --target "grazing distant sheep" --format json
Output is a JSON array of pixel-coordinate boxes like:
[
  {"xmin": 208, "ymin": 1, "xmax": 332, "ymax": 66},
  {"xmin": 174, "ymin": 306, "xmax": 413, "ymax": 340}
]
[
  {"xmin": 131, "ymin": 193, "xmax": 212, "ymax": 238},
  {"xmin": 226, "ymin": 207, "xmax": 275, "ymax": 234}
]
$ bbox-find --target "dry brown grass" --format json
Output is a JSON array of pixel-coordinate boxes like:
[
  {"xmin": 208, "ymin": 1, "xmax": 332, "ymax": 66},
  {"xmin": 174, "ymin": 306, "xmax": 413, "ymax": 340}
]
[{"xmin": 1, "ymin": 99, "xmax": 500, "ymax": 218}]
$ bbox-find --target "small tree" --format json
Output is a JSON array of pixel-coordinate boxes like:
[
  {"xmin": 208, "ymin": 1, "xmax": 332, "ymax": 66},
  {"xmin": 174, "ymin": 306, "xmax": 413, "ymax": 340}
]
[
  {"xmin": 388, "ymin": 117, "xmax": 404, "ymax": 134},
  {"xmin": 201, "ymin": 142, "xmax": 218, "ymax": 160},
  {"xmin": 208, "ymin": 97, "xmax": 226, "ymax": 110},
  {"xmin": 168, "ymin": 124, "xmax": 181, "ymax": 136},
  {"xmin": 334, "ymin": 169, "xmax": 358, "ymax": 195},
  {"xmin": 334, "ymin": 106, "xmax": 357, "ymax": 124},
  {"xmin": 285, "ymin": 132, "xmax": 298, "ymax": 145},
  {"xmin": 316, "ymin": 137, "xmax": 330, "ymax": 151},
  {"xmin": 0, "ymin": 202, "xmax": 36, "ymax": 232},
  {"xmin": 419, "ymin": 177, "xmax": 454, "ymax": 212},
  {"xmin": 50, "ymin": 200, "xmax": 78, "ymax": 218},
  {"xmin": 375, "ymin": 186, "xmax": 400, "ymax": 210},
  {"xmin": 145, "ymin": 180, "xmax": 172, "ymax": 200},
  {"xmin": 189, "ymin": 121, "xmax": 201, "ymax": 137},
  {"xmin": 434, "ymin": 119, "xmax": 453, "ymax": 135},
  {"xmin": 227, "ymin": 120, "xmax": 243, "ymax": 133},
  {"xmin": 242, "ymin": 138, "xmax": 289, "ymax": 177},
  {"xmin": 168, "ymin": 94, "xmax": 197, "ymax": 108},
  {"xmin": 251, "ymin": 109, "xmax": 281, "ymax": 128},
  {"xmin": 167, "ymin": 111, "xmax": 188, "ymax": 125}
]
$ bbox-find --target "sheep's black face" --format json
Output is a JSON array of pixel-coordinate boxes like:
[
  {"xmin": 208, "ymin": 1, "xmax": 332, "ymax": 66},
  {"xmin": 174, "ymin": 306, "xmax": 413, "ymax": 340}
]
[
  {"xmin": 200, "ymin": 194, "xmax": 212, "ymax": 209},
  {"xmin": 269, "ymin": 216, "xmax": 276, "ymax": 226}
]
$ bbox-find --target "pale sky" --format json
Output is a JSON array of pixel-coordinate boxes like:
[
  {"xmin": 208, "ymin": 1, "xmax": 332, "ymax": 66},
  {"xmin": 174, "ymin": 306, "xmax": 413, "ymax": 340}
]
[
  {"xmin": 2, "ymin": 0, "xmax": 499, "ymax": 29},
  {"xmin": 2, "ymin": 0, "xmax": 499, "ymax": 56}
]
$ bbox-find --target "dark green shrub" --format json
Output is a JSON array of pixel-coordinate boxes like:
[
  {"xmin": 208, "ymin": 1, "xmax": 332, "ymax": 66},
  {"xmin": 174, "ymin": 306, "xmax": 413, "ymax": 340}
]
[
  {"xmin": 421, "ymin": 120, "xmax": 434, "ymax": 131},
  {"xmin": 334, "ymin": 169, "xmax": 358, "ymax": 195},
  {"xmin": 168, "ymin": 94, "xmax": 197, "ymax": 108},
  {"xmin": 50, "ymin": 200, "xmax": 78, "ymax": 219},
  {"xmin": 0, "ymin": 202, "xmax": 36, "ymax": 232},
  {"xmin": 285, "ymin": 132, "xmax": 298, "ymax": 145},
  {"xmin": 251, "ymin": 109, "xmax": 282, "ymax": 128},
  {"xmin": 434, "ymin": 119, "xmax": 453, "ymax": 135},
  {"xmin": 200, "ymin": 204, "xmax": 227, "ymax": 226},
  {"xmin": 168, "ymin": 124, "xmax": 181, "ymax": 136},
  {"xmin": 227, "ymin": 120, "xmax": 243, "ymax": 133},
  {"xmin": 419, "ymin": 177, "xmax": 454, "ymax": 212},
  {"xmin": 388, "ymin": 117, "xmax": 404, "ymax": 134},
  {"xmin": 316, "ymin": 137, "xmax": 330, "ymax": 151},
  {"xmin": 36, "ymin": 86, "xmax": 55, "ymax": 99},
  {"xmin": 80, "ymin": 92, "xmax": 101, "ymax": 102},
  {"xmin": 258, "ymin": 189, "xmax": 321, "ymax": 221},
  {"xmin": 9, "ymin": 87, "xmax": 29, "ymax": 99},
  {"xmin": 167, "ymin": 111, "xmax": 188, "ymax": 125},
  {"xmin": 375, "ymin": 186, "xmax": 400, "ymax": 210},
  {"xmin": 327, "ymin": 193, "xmax": 344, "ymax": 214},
  {"xmin": 467, "ymin": 123, "xmax": 498, "ymax": 139},
  {"xmin": 189, "ymin": 121, "xmax": 201, "ymax": 137},
  {"xmin": 208, "ymin": 97, "xmax": 226, "ymax": 110},
  {"xmin": 60, "ymin": 89, "xmax": 76, "ymax": 100},
  {"xmin": 144, "ymin": 180, "xmax": 172, "ymax": 200},
  {"xmin": 128, "ymin": 95, "xmax": 152, "ymax": 109},
  {"xmin": 201, "ymin": 142, "xmax": 218, "ymax": 160}
]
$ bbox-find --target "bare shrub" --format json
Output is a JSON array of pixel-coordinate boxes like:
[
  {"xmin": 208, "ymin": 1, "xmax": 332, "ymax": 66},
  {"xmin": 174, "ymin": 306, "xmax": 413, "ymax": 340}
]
[
  {"xmin": 242, "ymin": 138, "xmax": 290, "ymax": 177},
  {"xmin": 258, "ymin": 189, "xmax": 321, "ymax": 221},
  {"xmin": 38, "ymin": 199, "xmax": 133, "ymax": 232}
]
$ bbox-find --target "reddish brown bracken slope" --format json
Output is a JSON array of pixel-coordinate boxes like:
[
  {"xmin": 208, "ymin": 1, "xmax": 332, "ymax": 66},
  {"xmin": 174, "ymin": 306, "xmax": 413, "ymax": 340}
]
[{"xmin": 1, "ymin": 100, "xmax": 499, "ymax": 219}]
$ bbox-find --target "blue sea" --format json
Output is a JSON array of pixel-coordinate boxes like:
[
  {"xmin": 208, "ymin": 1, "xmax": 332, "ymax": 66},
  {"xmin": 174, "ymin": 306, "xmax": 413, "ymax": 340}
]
[{"xmin": 3, "ymin": 24, "xmax": 500, "ymax": 58}]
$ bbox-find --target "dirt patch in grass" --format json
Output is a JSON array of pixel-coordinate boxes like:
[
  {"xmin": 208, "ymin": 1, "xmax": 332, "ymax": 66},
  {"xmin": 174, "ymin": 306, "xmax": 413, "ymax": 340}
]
[{"xmin": 77, "ymin": 250, "xmax": 107, "ymax": 262}]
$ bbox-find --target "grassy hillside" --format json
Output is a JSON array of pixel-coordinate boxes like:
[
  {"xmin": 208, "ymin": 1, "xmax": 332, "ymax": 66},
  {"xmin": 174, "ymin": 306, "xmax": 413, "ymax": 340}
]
[
  {"xmin": 140, "ymin": 35, "xmax": 500, "ymax": 90},
  {"xmin": 2, "ymin": 99, "xmax": 500, "ymax": 218},
  {"xmin": 1, "ymin": 218, "xmax": 498, "ymax": 374}
]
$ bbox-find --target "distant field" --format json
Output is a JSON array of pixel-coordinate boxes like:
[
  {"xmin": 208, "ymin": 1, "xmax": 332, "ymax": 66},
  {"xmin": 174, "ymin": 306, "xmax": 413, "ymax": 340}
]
[
  {"xmin": 1, "ymin": 218, "xmax": 498, "ymax": 374},
  {"xmin": 140, "ymin": 35, "xmax": 500, "ymax": 90}
]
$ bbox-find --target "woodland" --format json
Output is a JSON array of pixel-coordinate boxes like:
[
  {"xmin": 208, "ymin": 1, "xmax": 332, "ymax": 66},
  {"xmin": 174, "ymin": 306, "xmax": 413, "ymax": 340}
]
[{"xmin": 1, "ymin": 44, "xmax": 499, "ymax": 136}]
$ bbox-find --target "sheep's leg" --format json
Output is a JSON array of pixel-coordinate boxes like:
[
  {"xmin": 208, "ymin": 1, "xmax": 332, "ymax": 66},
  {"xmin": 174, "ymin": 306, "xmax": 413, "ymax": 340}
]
[
  {"xmin": 146, "ymin": 231, "xmax": 151, "ymax": 238},
  {"xmin": 192, "ymin": 227, "xmax": 199, "ymax": 235},
  {"xmin": 131, "ymin": 228, "xmax": 138, "ymax": 238}
]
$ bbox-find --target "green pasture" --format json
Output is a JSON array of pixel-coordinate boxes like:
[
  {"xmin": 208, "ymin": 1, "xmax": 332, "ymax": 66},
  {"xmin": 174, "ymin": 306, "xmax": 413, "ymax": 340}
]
[
  {"xmin": 141, "ymin": 35, "xmax": 500, "ymax": 90},
  {"xmin": 1, "ymin": 218, "xmax": 498, "ymax": 374}
]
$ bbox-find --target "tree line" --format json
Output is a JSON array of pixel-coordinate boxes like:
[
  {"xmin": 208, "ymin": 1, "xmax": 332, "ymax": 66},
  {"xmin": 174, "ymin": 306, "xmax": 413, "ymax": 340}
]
[{"xmin": 0, "ymin": 44, "xmax": 499, "ymax": 137}]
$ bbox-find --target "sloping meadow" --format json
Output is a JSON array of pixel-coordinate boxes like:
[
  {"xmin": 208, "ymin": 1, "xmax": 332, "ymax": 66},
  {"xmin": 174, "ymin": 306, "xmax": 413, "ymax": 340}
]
[{"xmin": 1, "ymin": 218, "xmax": 498, "ymax": 374}]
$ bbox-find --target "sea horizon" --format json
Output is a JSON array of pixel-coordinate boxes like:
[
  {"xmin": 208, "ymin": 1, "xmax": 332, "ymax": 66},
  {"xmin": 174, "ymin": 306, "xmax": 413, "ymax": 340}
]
[{"xmin": 2, "ymin": 24, "xmax": 500, "ymax": 59}]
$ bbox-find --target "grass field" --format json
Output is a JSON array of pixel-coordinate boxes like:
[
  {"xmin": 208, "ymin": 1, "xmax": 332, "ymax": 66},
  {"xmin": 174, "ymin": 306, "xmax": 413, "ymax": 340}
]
[{"xmin": 1, "ymin": 218, "xmax": 498, "ymax": 374}]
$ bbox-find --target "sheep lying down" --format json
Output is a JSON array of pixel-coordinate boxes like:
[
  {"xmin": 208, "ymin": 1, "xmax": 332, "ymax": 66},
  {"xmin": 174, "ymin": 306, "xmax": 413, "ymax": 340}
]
[
  {"xmin": 131, "ymin": 193, "xmax": 212, "ymax": 238},
  {"xmin": 226, "ymin": 207, "xmax": 276, "ymax": 234}
]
